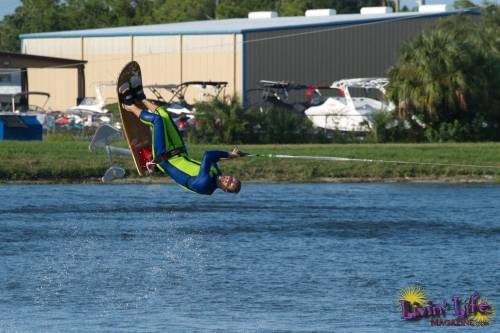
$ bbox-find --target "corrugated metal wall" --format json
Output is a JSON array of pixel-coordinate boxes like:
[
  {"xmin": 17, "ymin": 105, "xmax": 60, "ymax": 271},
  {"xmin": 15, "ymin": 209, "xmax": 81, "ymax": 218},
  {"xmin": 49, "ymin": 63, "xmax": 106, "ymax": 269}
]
[
  {"xmin": 83, "ymin": 36, "xmax": 132, "ymax": 103},
  {"xmin": 244, "ymin": 17, "xmax": 441, "ymax": 105},
  {"xmin": 22, "ymin": 33, "xmax": 243, "ymax": 111},
  {"xmin": 134, "ymin": 34, "xmax": 242, "ymax": 102},
  {"xmin": 22, "ymin": 38, "xmax": 82, "ymax": 110},
  {"xmin": 182, "ymin": 34, "xmax": 242, "ymax": 100},
  {"xmin": 133, "ymin": 35, "xmax": 182, "ymax": 87}
]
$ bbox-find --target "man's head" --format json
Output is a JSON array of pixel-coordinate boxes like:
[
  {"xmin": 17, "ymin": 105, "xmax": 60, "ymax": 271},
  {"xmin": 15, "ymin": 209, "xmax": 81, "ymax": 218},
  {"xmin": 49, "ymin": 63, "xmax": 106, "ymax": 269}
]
[{"xmin": 217, "ymin": 175, "xmax": 241, "ymax": 193}]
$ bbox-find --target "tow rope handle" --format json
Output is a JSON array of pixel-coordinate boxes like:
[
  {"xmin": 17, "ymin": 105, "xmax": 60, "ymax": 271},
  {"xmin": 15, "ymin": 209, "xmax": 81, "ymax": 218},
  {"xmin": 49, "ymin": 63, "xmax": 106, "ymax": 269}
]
[{"xmin": 240, "ymin": 151, "xmax": 273, "ymax": 158}]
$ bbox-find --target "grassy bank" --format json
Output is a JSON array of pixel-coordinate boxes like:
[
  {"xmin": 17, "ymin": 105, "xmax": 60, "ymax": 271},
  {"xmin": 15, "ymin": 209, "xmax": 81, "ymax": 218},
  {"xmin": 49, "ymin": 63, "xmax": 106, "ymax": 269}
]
[{"xmin": 1, "ymin": 135, "xmax": 499, "ymax": 183}]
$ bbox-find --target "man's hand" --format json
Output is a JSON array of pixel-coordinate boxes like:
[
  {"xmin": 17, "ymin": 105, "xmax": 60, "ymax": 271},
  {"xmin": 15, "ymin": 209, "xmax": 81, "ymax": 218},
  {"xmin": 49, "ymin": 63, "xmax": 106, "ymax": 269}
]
[{"xmin": 229, "ymin": 146, "xmax": 242, "ymax": 158}]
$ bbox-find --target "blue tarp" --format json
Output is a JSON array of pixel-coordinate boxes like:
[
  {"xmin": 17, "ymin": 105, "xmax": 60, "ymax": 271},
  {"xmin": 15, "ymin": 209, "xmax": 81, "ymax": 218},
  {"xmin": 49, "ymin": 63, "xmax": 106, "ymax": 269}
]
[{"xmin": 0, "ymin": 114, "xmax": 43, "ymax": 141}]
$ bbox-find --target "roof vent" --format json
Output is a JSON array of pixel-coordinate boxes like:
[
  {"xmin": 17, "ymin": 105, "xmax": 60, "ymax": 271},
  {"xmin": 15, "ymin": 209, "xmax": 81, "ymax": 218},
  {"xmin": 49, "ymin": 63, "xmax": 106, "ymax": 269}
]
[
  {"xmin": 418, "ymin": 4, "xmax": 450, "ymax": 13},
  {"xmin": 360, "ymin": 6, "xmax": 393, "ymax": 15},
  {"xmin": 248, "ymin": 11, "xmax": 278, "ymax": 19},
  {"xmin": 305, "ymin": 9, "xmax": 336, "ymax": 17}
]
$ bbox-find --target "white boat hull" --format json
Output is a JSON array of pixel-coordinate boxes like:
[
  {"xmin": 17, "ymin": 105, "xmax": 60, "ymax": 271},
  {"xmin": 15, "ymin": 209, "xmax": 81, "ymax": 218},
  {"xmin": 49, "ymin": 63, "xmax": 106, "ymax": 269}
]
[{"xmin": 304, "ymin": 78, "xmax": 395, "ymax": 132}]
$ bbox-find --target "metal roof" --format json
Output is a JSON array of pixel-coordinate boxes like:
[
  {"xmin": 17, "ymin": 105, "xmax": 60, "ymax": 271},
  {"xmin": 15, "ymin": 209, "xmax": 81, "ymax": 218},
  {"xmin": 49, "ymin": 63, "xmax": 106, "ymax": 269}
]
[
  {"xmin": 0, "ymin": 51, "xmax": 86, "ymax": 68},
  {"xmin": 19, "ymin": 10, "xmax": 473, "ymax": 39}
]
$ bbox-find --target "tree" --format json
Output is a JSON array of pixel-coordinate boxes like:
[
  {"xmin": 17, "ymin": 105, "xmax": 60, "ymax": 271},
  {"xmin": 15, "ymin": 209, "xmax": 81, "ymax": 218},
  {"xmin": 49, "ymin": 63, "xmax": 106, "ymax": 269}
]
[
  {"xmin": 64, "ymin": 0, "xmax": 156, "ymax": 28},
  {"xmin": 216, "ymin": 0, "xmax": 275, "ymax": 19},
  {"xmin": 453, "ymin": 0, "xmax": 476, "ymax": 9},
  {"xmin": 386, "ymin": 10, "xmax": 500, "ymax": 141},
  {"xmin": 480, "ymin": 3, "xmax": 500, "ymax": 56},
  {"xmin": 148, "ymin": 0, "xmax": 215, "ymax": 23},
  {"xmin": 63, "ymin": 0, "xmax": 114, "ymax": 30},
  {"xmin": 0, "ymin": 0, "xmax": 69, "ymax": 52}
]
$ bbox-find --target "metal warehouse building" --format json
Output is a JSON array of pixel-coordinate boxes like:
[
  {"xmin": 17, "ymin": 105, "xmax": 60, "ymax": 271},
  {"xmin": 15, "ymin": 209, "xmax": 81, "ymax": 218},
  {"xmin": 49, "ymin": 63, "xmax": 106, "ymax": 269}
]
[{"xmin": 20, "ymin": 7, "xmax": 475, "ymax": 111}]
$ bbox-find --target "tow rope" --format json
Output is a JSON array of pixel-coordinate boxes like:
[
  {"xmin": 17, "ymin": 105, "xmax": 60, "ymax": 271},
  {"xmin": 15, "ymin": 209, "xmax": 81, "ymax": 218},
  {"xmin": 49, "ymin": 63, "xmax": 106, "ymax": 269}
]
[{"xmin": 242, "ymin": 153, "xmax": 500, "ymax": 170}]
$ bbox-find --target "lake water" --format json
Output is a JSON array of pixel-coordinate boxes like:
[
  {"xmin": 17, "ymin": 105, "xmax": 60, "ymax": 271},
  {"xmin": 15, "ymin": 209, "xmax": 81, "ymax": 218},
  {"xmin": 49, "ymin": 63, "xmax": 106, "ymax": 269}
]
[{"xmin": 0, "ymin": 183, "xmax": 499, "ymax": 332}]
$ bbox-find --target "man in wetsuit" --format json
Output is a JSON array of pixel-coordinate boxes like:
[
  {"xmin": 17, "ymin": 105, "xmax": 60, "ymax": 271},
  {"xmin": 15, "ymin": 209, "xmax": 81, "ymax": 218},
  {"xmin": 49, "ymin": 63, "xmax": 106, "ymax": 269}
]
[{"xmin": 119, "ymin": 81, "xmax": 242, "ymax": 195}]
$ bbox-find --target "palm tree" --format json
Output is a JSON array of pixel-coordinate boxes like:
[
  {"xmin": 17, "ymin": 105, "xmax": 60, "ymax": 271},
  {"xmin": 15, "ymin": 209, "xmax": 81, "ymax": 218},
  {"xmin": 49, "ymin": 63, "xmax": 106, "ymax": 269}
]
[{"xmin": 387, "ymin": 27, "xmax": 483, "ymax": 127}]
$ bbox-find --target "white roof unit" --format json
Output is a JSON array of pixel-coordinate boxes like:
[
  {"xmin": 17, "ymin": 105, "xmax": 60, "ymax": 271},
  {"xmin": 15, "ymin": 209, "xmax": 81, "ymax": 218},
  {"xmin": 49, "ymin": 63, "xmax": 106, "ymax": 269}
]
[
  {"xmin": 418, "ymin": 4, "xmax": 450, "ymax": 13},
  {"xmin": 360, "ymin": 7, "xmax": 394, "ymax": 15},
  {"xmin": 248, "ymin": 11, "xmax": 278, "ymax": 19},
  {"xmin": 305, "ymin": 9, "xmax": 336, "ymax": 17}
]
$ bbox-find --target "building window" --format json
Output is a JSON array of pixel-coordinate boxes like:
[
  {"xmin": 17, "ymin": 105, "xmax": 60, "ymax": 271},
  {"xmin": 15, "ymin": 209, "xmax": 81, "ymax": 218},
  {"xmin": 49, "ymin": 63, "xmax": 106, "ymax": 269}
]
[{"xmin": 0, "ymin": 74, "xmax": 12, "ymax": 83}]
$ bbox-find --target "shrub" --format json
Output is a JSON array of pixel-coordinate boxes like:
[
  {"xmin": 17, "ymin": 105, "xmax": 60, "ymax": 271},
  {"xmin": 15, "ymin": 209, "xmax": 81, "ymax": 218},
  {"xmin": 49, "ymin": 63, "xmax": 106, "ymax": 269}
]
[
  {"xmin": 187, "ymin": 96, "xmax": 326, "ymax": 144},
  {"xmin": 366, "ymin": 111, "xmax": 407, "ymax": 143}
]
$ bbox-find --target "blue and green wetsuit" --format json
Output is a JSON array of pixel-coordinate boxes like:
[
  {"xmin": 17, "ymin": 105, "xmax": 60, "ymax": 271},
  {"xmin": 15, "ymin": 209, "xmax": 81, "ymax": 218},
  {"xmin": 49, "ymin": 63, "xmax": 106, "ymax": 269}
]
[{"xmin": 139, "ymin": 107, "xmax": 229, "ymax": 195}]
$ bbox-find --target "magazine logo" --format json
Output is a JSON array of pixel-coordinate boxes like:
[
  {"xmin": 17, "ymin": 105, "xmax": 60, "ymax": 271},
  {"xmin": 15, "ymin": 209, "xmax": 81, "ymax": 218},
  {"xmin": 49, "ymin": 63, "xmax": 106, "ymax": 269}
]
[{"xmin": 398, "ymin": 286, "xmax": 493, "ymax": 326}]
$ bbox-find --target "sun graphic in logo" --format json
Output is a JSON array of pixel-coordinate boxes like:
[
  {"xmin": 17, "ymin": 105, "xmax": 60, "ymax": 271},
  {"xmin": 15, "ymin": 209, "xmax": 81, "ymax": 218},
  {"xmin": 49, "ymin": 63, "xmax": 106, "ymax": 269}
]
[
  {"xmin": 400, "ymin": 285, "xmax": 427, "ymax": 306},
  {"xmin": 468, "ymin": 297, "xmax": 494, "ymax": 324}
]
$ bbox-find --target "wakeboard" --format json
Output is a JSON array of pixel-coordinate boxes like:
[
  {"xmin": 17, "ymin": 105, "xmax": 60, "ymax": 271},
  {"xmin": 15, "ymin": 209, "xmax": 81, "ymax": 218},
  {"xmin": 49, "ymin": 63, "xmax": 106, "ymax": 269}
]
[{"xmin": 117, "ymin": 61, "xmax": 152, "ymax": 176}]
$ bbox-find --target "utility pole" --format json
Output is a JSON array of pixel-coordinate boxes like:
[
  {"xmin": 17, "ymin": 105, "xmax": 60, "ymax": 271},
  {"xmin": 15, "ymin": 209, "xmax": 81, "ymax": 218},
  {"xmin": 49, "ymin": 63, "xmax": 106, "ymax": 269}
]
[
  {"xmin": 383, "ymin": 1, "xmax": 401, "ymax": 12},
  {"xmin": 393, "ymin": 0, "xmax": 400, "ymax": 12}
]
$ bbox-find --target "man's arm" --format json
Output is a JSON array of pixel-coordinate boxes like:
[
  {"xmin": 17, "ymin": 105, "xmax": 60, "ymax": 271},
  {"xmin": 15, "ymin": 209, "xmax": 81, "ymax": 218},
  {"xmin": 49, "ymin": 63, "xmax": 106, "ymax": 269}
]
[
  {"xmin": 220, "ymin": 147, "xmax": 242, "ymax": 160},
  {"xmin": 142, "ymin": 99, "xmax": 157, "ymax": 113},
  {"xmin": 200, "ymin": 148, "xmax": 241, "ymax": 174},
  {"xmin": 122, "ymin": 99, "xmax": 159, "ymax": 118}
]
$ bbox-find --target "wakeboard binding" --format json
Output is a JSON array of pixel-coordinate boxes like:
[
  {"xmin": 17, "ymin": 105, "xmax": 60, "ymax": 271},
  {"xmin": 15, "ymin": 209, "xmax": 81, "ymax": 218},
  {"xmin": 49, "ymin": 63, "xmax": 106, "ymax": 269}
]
[{"xmin": 118, "ymin": 71, "xmax": 146, "ymax": 106}]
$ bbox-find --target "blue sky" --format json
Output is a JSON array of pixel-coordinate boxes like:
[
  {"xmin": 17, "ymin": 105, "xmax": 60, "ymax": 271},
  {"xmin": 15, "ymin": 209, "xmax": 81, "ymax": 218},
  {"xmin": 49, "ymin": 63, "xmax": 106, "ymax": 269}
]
[
  {"xmin": 0, "ymin": 0, "xmax": 20, "ymax": 19},
  {"xmin": 0, "ymin": 0, "xmax": 497, "ymax": 20}
]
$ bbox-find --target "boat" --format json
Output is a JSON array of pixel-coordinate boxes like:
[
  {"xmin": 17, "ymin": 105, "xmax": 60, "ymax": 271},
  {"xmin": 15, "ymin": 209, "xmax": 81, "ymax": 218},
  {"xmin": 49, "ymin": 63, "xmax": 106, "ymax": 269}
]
[
  {"xmin": 245, "ymin": 80, "xmax": 309, "ymax": 112},
  {"xmin": 0, "ymin": 91, "xmax": 54, "ymax": 139},
  {"xmin": 304, "ymin": 78, "xmax": 395, "ymax": 132},
  {"xmin": 7, "ymin": 91, "xmax": 53, "ymax": 129},
  {"xmin": 145, "ymin": 81, "xmax": 227, "ymax": 116},
  {"xmin": 145, "ymin": 81, "xmax": 227, "ymax": 130},
  {"xmin": 65, "ymin": 82, "xmax": 115, "ymax": 128}
]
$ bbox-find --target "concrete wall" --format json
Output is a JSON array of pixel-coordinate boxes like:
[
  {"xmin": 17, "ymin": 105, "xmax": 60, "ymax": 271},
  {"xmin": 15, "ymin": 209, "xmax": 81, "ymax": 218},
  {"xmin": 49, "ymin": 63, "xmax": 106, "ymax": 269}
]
[{"xmin": 22, "ymin": 33, "xmax": 243, "ymax": 111}]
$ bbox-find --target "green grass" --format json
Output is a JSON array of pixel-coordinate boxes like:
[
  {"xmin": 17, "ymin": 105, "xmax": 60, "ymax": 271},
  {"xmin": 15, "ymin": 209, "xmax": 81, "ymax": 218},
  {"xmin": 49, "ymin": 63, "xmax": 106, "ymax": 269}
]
[
  {"xmin": 1, "ymin": 135, "xmax": 499, "ymax": 182},
  {"xmin": 202, "ymin": 143, "xmax": 500, "ymax": 182},
  {"xmin": 0, "ymin": 134, "xmax": 132, "ymax": 181}
]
